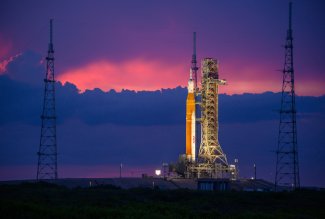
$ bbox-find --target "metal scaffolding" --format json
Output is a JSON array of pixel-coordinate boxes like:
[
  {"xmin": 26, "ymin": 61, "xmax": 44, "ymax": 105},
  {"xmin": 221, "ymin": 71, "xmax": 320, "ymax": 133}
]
[
  {"xmin": 185, "ymin": 58, "xmax": 229, "ymax": 178},
  {"xmin": 197, "ymin": 58, "xmax": 228, "ymax": 177}
]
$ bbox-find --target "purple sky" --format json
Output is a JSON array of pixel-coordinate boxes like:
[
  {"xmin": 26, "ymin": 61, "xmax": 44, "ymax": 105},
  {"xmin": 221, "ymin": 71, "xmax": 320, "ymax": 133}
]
[{"xmin": 1, "ymin": 0, "xmax": 325, "ymax": 95}]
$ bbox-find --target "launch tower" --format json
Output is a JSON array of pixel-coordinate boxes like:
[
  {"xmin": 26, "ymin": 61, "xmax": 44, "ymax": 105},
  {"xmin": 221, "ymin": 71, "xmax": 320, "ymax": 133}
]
[
  {"xmin": 195, "ymin": 58, "xmax": 228, "ymax": 178},
  {"xmin": 37, "ymin": 19, "xmax": 58, "ymax": 180},
  {"xmin": 275, "ymin": 2, "xmax": 300, "ymax": 190}
]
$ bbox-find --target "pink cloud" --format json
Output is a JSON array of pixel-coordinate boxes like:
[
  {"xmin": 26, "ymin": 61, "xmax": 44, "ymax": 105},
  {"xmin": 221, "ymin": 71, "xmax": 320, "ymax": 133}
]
[
  {"xmin": 221, "ymin": 65, "xmax": 281, "ymax": 94},
  {"xmin": 0, "ymin": 53, "xmax": 22, "ymax": 74},
  {"xmin": 0, "ymin": 34, "xmax": 19, "ymax": 74},
  {"xmin": 55, "ymin": 59, "xmax": 325, "ymax": 96},
  {"xmin": 221, "ymin": 62, "xmax": 325, "ymax": 96},
  {"xmin": 0, "ymin": 34, "xmax": 12, "ymax": 60},
  {"xmin": 58, "ymin": 59, "xmax": 187, "ymax": 92}
]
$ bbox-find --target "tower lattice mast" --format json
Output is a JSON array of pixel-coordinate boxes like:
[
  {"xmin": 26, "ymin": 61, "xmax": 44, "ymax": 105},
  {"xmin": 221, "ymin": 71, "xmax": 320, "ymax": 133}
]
[
  {"xmin": 275, "ymin": 2, "xmax": 300, "ymax": 190},
  {"xmin": 37, "ymin": 19, "xmax": 58, "ymax": 180}
]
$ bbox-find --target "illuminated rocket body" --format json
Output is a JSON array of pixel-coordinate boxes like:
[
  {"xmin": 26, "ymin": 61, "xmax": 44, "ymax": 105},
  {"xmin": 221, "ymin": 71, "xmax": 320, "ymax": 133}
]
[{"xmin": 186, "ymin": 69, "xmax": 196, "ymax": 161}]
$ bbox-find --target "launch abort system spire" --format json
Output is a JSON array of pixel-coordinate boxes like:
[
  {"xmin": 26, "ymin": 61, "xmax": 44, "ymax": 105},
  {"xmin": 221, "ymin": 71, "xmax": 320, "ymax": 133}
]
[
  {"xmin": 37, "ymin": 19, "xmax": 58, "ymax": 180},
  {"xmin": 191, "ymin": 32, "xmax": 199, "ymax": 88},
  {"xmin": 275, "ymin": 2, "xmax": 300, "ymax": 191}
]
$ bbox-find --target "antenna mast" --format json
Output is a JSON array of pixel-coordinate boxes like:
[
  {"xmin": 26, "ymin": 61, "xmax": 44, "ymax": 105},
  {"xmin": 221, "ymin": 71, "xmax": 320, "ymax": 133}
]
[
  {"xmin": 275, "ymin": 2, "xmax": 300, "ymax": 191},
  {"xmin": 37, "ymin": 19, "xmax": 58, "ymax": 180}
]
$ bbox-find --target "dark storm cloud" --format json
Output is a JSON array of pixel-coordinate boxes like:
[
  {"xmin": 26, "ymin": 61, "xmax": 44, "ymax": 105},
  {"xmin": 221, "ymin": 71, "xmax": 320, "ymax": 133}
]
[
  {"xmin": 5, "ymin": 51, "xmax": 44, "ymax": 86},
  {"xmin": 1, "ymin": 74, "xmax": 324, "ymax": 126},
  {"xmin": 74, "ymin": 87, "xmax": 186, "ymax": 126},
  {"xmin": 0, "ymin": 75, "xmax": 42, "ymax": 125}
]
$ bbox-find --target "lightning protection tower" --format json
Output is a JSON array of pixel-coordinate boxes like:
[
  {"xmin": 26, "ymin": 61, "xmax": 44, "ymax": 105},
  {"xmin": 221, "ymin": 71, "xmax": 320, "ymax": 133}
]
[
  {"xmin": 275, "ymin": 2, "xmax": 300, "ymax": 191},
  {"xmin": 37, "ymin": 19, "xmax": 58, "ymax": 180}
]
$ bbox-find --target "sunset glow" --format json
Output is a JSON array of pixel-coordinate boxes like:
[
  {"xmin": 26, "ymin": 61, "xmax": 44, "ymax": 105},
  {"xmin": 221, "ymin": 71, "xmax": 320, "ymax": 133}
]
[
  {"xmin": 0, "ymin": 53, "xmax": 22, "ymax": 73},
  {"xmin": 58, "ymin": 59, "xmax": 186, "ymax": 92},
  {"xmin": 57, "ymin": 59, "xmax": 325, "ymax": 96}
]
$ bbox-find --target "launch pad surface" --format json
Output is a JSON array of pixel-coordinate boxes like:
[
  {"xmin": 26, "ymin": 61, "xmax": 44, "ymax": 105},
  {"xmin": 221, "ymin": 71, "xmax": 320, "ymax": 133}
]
[{"xmin": 0, "ymin": 177, "xmax": 275, "ymax": 191}]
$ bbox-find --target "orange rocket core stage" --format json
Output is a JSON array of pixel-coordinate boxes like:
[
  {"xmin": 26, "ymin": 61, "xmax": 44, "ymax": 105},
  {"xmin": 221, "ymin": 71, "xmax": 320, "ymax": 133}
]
[{"xmin": 186, "ymin": 92, "xmax": 195, "ymax": 159}]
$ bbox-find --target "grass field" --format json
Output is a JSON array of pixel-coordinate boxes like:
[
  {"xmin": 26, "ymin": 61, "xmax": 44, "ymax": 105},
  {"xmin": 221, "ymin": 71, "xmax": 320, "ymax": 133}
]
[{"xmin": 0, "ymin": 182, "xmax": 324, "ymax": 219}]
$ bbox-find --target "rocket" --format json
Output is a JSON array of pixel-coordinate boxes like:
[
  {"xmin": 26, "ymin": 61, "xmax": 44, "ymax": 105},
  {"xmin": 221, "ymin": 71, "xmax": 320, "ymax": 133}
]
[{"xmin": 186, "ymin": 69, "xmax": 196, "ymax": 162}]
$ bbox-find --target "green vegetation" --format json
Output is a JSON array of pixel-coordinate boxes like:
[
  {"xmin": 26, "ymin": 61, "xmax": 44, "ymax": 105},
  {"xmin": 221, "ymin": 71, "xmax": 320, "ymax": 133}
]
[{"xmin": 0, "ymin": 182, "xmax": 324, "ymax": 219}]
